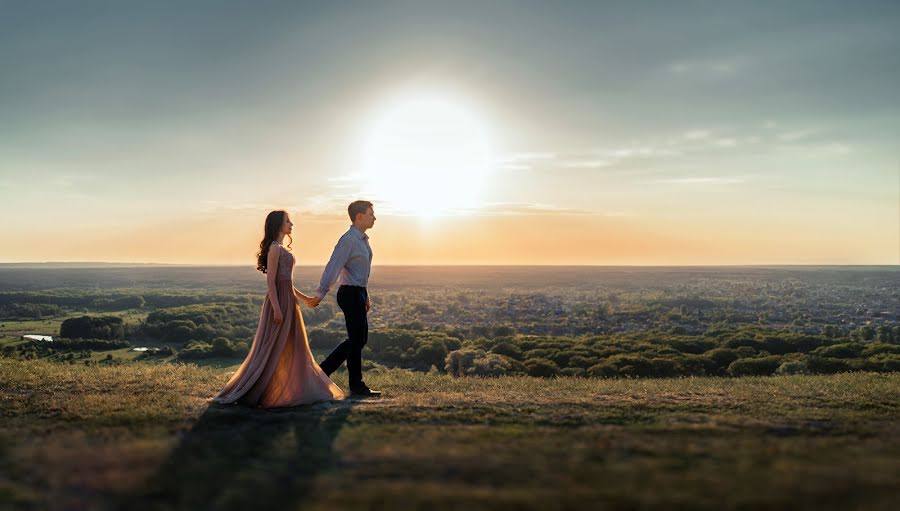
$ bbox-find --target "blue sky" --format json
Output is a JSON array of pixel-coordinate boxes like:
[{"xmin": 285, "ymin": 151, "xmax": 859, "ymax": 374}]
[{"xmin": 1, "ymin": 1, "xmax": 898, "ymax": 264}]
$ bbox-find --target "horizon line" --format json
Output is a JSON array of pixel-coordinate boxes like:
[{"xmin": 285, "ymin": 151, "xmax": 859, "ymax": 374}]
[{"xmin": 1, "ymin": 262, "xmax": 898, "ymax": 268}]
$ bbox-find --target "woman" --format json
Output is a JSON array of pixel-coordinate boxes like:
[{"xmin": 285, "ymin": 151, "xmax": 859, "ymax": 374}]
[{"xmin": 209, "ymin": 210, "xmax": 345, "ymax": 407}]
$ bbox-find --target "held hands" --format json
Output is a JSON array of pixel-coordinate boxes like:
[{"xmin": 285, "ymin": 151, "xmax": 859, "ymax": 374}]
[
  {"xmin": 296, "ymin": 294, "xmax": 364, "ymax": 310},
  {"xmin": 294, "ymin": 288, "xmax": 320, "ymax": 308}
]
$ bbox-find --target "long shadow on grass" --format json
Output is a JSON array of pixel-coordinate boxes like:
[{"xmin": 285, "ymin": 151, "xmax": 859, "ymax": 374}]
[{"xmin": 116, "ymin": 399, "xmax": 357, "ymax": 511}]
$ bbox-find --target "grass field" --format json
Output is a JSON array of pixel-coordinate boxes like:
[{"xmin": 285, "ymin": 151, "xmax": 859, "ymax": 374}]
[{"xmin": 1, "ymin": 359, "xmax": 898, "ymax": 510}]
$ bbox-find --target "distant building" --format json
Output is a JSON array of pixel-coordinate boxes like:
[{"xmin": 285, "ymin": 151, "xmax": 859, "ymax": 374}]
[{"xmin": 22, "ymin": 334, "xmax": 53, "ymax": 342}]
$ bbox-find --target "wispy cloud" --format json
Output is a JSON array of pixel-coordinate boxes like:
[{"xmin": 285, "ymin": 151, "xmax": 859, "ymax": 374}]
[
  {"xmin": 714, "ymin": 138, "xmax": 738, "ymax": 147},
  {"xmin": 326, "ymin": 173, "xmax": 365, "ymax": 183},
  {"xmin": 496, "ymin": 152, "xmax": 557, "ymax": 172},
  {"xmin": 540, "ymin": 123, "xmax": 853, "ymax": 176},
  {"xmin": 682, "ymin": 130, "xmax": 711, "ymax": 141},
  {"xmin": 52, "ymin": 174, "xmax": 97, "ymax": 188},
  {"xmin": 777, "ymin": 128, "xmax": 821, "ymax": 141},
  {"xmin": 473, "ymin": 202, "xmax": 637, "ymax": 217},
  {"xmin": 552, "ymin": 145, "xmax": 681, "ymax": 171},
  {"xmin": 798, "ymin": 142, "xmax": 854, "ymax": 157},
  {"xmin": 652, "ymin": 176, "xmax": 750, "ymax": 185},
  {"xmin": 561, "ymin": 159, "xmax": 612, "ymax": 169}
]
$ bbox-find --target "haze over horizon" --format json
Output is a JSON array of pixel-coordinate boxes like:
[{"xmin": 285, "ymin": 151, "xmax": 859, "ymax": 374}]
[{"xmin": 2, "ymin": 1, "xmax": 899, "ymax": 265}]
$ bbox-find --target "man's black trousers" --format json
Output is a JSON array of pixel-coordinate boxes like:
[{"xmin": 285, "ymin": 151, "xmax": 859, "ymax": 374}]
[{"xmin": 318, "ymin": 285, "xmax": 368, "ymax": 387}]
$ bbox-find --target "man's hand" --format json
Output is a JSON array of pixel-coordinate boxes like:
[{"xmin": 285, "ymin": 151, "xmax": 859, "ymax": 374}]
[
  {"xmin": 365, "ymin": 295, "xmax": 371, "ymax": 312},
  {"xmin": 308, "ymin": 296, "xmax": 322, "ymax": 308}
]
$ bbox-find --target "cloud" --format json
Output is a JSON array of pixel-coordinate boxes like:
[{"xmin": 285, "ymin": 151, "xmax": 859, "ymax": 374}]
[
  {"xmin": 554, "ymin": 144, "xmax": 682, "ymax": 172},
  {"xmin": 496, "ymin": 152, "xmax": 557, "ymax": 172},
  {"xmin": 52, "ymin": 174, "xmax": 97, "ymax": 188},
  {"xmin": 325, "ymin": 172, "xmax": 367, "ymax": 190},
  {"xmin": 682, "ymin": 130, "xmax": 711, "ymax": 140},
  {"xmin": 326, "ymin": 173, "xmax": 365, "ymax": 183},
  {"xmin": 652, "ymin": 176, "xmax": 749, "ymax": 185},
  {"xmin": 472, "ymin": 202, "xmax": 637, "ymax": 217},
  {"xmin": 777, "ymin": 128, "xmax": 820, "ymax": 141},
  {"xmin": 561, "ymin": 159, "xmax": 612, "ymax": 169},
  {"xmin": 714, "ymin": 138, "xmax": 738, "ymax": 147},
  {"xmin": 198, "ymin": 194, "xmax": 356, "ymax": 221},
  {"xmin": 805, "ymin": 142, "xmax": 854, "ymax": 157}
]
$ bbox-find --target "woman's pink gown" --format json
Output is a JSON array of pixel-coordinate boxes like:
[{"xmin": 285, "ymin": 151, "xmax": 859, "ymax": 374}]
[{"xmin": 209, "ymin": 241, "xmax": 344, "ymax": 407}]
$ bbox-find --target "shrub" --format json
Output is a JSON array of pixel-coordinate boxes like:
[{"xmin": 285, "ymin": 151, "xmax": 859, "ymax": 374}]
[
  {"xmin": 668, "ymin": 338, "xmax": 717, "ymax": 354},
  {"xmin": 727, "ymin": 355, "xmax": 783, "ymax": 376},
  {"xmin": 724, "ymin": 337, "xmax": 766, "ymax": 351},
  {"xmin": 805, "ymin": 355, "xmax": 851, "ymax": 374},
  {"xmin": 604, "ymin": 354, "xmax": 655, "ymax": 378},
  {"xmin": 705, "ymin": 348, "xmax": 739, "ymax": 367},
  {"xmin": 550, "ymin": 350, "xmax": 580, "ymax": 367},
  {"xmin": 734, "ymin": 346, "xmax": 757, "ymax": 358},
  {"xmin": 233, "ymin": 341, "xmax": 249, "ymax": 355},
  {"xmin": 414, "ymin": 341, "xmax": 449, "ymax": 370},
  {"xmin": 211, "ymin": 337, "xmax": 234, "ymax": 356},
  {"xmin": 861, "ymin": 342, "xmax": 900, "ymax": 357},
  {"xmin": 445, "ymin": 348, "xmax": 518, "ymax": 377},
  {"xmin": 811, "ymin": 343, "xmax": 864, "ymax": 359},
  {"xmin": 675, "ymin": 355, "xmax": 720, "ymax": 376},
  {"xmin": 524, "ymin": 357, "xmax": 559, "ymax": 377},
  {"xmin": 445, "ymin": 349, "xmax": 485, "ymax": 377},
  {"xmin": 775, "ymin": 360, "xmax": 808, "ymax": 375},
  {"xmin": 586, "ymin": 362, "xmax": 618, "ymax": 378},
  {"xmin": 780, "ymin": 334, "xmax": 834, "ymax": 353},
  {"xmin": 567, "ymin": 355, "xmax": 595, "ymax": 369},
  {"xmin": 649, "ymin": 357, "xmax": 678, "ymax": 377},
  {"xmin": 176, "ymin": 341, "xmax": 213, "ymax": 360},
  {"xmin": 490, "ymin": 342, "xmax": 523, "ymax": 360},
  {"xmin": 471, "ymin": 353, "xmax": 514, "ymax": 377},
  {"xmin": 524, "ymin": 349, "xmax": 554, "ymax": 360},
  {"xmin": 866, "ymin": 354, "xmax": 900, "ymax": 372}
]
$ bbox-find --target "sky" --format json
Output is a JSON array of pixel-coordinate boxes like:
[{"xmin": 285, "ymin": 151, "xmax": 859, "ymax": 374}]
[{"xmin": 1, "ymin": 0, "xmax": 898, "ymax": 265}]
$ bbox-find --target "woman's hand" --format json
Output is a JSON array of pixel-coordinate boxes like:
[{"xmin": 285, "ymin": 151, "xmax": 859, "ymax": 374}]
[
  {"xmin": 273, "ymin": 309, "xmax": 284, "ymax": 325},
  {"xmin": 294, "ymin": 288, "xmax": 314, "ymax": 308}
]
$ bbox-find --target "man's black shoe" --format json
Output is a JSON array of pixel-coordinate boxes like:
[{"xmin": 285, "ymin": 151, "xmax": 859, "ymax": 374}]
[{"xmin": 349, "ymin": 383, "xmax": 382, "ymax": 397}]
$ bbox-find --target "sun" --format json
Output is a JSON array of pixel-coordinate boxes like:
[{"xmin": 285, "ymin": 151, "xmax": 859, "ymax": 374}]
[{"xmin": 360, "ymin": 91, "xmax": 494, "ymax": 218}]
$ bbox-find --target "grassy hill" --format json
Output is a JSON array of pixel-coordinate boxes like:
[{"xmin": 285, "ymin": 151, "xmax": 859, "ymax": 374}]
[{"xmin": 1, "ymin": 359, "xmax": 898, "ymax": 510}]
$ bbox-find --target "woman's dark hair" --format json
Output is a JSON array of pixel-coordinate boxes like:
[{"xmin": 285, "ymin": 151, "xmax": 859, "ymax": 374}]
[{"xmin": 256, "ymin": 210, "xmax": 292, "ymax": 274}]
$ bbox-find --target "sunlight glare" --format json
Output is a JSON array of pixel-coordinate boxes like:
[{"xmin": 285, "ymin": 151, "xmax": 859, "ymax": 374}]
[{"xmin": 361, "ymin": 92, "xmax": 494, "ymax": 217}]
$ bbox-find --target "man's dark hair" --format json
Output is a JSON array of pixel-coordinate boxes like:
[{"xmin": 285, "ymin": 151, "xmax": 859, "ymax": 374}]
[{"xmin": 348, "ymin": 200, "xmax": 373, "ymax": 222}]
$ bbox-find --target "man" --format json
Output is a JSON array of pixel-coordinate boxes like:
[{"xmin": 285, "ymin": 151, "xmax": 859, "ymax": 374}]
[{"xmin": 309, "ymin": 200, "xmax": 381, "ymax": 397}]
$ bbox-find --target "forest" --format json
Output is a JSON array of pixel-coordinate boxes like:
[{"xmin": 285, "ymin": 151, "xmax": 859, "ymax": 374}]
[{"xmin": 1, "ymin": 265, "xmax": 897, "ymax": 377}]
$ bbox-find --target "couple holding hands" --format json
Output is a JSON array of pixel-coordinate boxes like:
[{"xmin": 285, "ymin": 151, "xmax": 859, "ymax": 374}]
[{"xmin": 209, "ymin": 200, "xmax": 380, "ymax": 408}]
